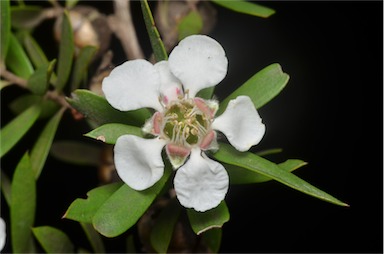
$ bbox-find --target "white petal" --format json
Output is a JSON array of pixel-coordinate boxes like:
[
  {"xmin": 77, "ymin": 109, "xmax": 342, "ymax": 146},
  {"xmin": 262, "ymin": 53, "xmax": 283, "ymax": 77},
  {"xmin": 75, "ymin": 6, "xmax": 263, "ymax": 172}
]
[
  {"xmin": 0, "ymin": 217, "xmax": 5, "ymax": 251},
  {"xmin": 168, "ymin": 35, "xmax": 228, "ymax": 97},
  {"xmin": 102, "ymin": 59, "xmax": 163, "ymax": 111},
  {"xmin": 154, "ymin": 61, "xmax": 183, "ymax": 105},
  {"xmin": 212, "ymin": 96, "xmax": 265, "ymax": 152},
  {"xmin": 174, "ymin": 148, "xmax": 229, "ymax": 212},
  {"xmin": 114, "ymin": 135, "xmax": 166, "ymax": 190}
]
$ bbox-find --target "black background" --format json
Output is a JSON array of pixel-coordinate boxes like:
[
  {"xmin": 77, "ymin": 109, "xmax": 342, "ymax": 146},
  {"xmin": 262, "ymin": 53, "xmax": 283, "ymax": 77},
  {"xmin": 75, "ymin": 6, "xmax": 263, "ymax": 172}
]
[{"xmin": 1, "ymin": 1, "xmax": 382, "ymax": 253}]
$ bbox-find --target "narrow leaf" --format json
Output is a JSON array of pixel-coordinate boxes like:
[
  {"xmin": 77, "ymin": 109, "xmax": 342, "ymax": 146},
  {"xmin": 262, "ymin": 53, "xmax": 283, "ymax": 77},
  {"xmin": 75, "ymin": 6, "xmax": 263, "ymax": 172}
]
[
  {"xmin": 178, "ymin": 10, "xmax": 203, "ymax": 41},
  {"xmin": 1, "ymin": 169, "xmax": 12, "ymax": 206},
  {"xmin": 140, "ymin": 0, "xmax": 168, "ymax": 61},
  {"xmin": 66, "ymin": 0, "xmax": 79, "ymax": 9},
  {"xmin": 11, "ymin": 5, "xmax": 44, "ymax": 29},
  {"xmin": 0, "ymin": 104, "xmax": 41, "ymax": 158},
  {"xmin": 55, "ymin": 10, "xmax": 74, "ymax": 91},
  {"xmin": 0, "ymin": 79, "xmax": 12, "ymax": 90},
  {"xmin": 201, "ymin": 228, "xmax": 222, "ymax": 253},
  {"xmin": 213, "ymin": 144, "xmax": 349, "ymax": 207},
  {"xmin": 27, "ymin": 59, "xmax": 56, "ymax": 95},
  {"xmin": 0, "ymin": 0, "xmax": 11, "ymax": 66},
  {"xmin": 32, "ymin": 226, "xmax": 74, "ymax": 253},
  {"xmin": 80, "ymin": 223, "xmax": 105, "ymax": 253},
  {"xmin": 150, "ymin": 199, "xmax": 181, "ymax": 253},
  {"xmin": 187, "ymin": 201, "xmax": 230, "ymax": 235},
  {"xmin": 67, "ymin": 89, "xmax": 151, "ymax": 126},
  {"xmin": 211, "ymin": 0, "xmax": 275, "ymax": 18},
  {"xmin": 196, "ymin": 86, "xmax": 215, "ymax": 100},
  {"xmin": 93, "ymin": 168, "xmax": 172, "ymax": 237},
  {"xmin": 5, "ymin": 33, "xmax": 34, "ymax": 79},
  {"xmin": 22, "ymin": 33, "xmax": 48, "ymax": 67},
  {"xmin": 30, "ymin": 107, "xmax": 64, "ymax": 179},
  {"xmin": 71, "ymin": 46, "xmax": 97, "ymax": 91},
  {"xmin": 64, "ymin": 182, "xmax": 123, "ymax": 223},
  {"xmin": 218, "ymin": 63, "xmax": 289, "ymax": 115},
  {"xmin": 11, "ymin": 153, "xmax": 36, "ymax": 253},
  {"xmin": 9, "ymin": 94, "xmax": 60, "ymax": 119},
  {"xmin": 50, "ymin": 140, "xmax": 101, "ymax": 166},
  {"xmin": 85, "ymin": 123, "xmax": 143, "ymax": 145}
]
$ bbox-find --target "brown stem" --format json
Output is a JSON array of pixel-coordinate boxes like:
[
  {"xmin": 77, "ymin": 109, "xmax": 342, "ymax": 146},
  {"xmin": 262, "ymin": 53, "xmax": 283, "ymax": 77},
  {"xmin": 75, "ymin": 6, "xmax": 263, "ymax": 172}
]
[{"xmin": 0, "ymin": 69, "xmax": 28, "ymax": 88}]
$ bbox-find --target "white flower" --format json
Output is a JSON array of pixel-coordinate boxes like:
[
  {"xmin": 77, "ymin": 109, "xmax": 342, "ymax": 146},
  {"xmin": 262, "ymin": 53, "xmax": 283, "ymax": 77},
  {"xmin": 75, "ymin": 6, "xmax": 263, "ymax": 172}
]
[
  {"xmin": 0, "ymin": 217, "xmax": 5, "ymax": 251},
  {"xmin": 102, "ymin": 35, "xmax": 265, "ymax": 212}
]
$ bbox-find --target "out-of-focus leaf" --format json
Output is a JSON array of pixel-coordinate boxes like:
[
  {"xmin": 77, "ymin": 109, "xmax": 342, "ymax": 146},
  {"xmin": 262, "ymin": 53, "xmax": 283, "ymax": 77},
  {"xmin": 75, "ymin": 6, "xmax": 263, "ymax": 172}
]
[
  {"xmin": 218, "ymin": 63, "xmax": 289, "ymax": 115},
  {"xmin": 71, "ymin": 46, "xmax": 97, "ymax": 91},
  {"xmin": 255, "ymin": 148, "xmax": 283, "ymax": 157},
  {"xmin": 202, "ymin": 228, "xmax": 222, "ymax": 253},
  {"xmin": 93, "ymin": 168, "xmax": 172, "ymax": 237},
  {"xmin": 150, "ymin": 199, "xmax": 181, "ymax": 253},
  {"xmin": 80, "ymin": 223, "xmax": 105, "ymax": 253},
  {"xmin": 67, "ymin": 89, "xmax": 151, "ymax": 126},
  {"xmin": 32, "ymin": 226, "xmax": 74, "ymax": 253},
  {"xmin": 30, "ymin": 108, "xmax": 64, "ymax": 179},
  {"xmin": 55, "ymin": 11, "xmax": 74, "ymax": 91},
  {"xmin": 64, "ymin": 182, "xmax": 123, "ymax": 223},
  {"xmin": 211, "ymin": 0, "xmax": 275, "ymax": 18},
  {"xmin": 1, "ymin": 169, "xmax": 12, "ymax": 205},
  {"xmin": 9, "ymin": 94, "xmax": 60, "ymax": 119},
  {"xmin": 85, "ymin": 123, "xmax": 143, "ymax": 145},
  {"xmin": 196, "ymin": 87, "xmax": 215, "ymax": 100},
  {"xmin": 140, "ymin": 0, "xmax": 168, "ymax": 61},
  {"xmin": 11, "ymin": 153, "xmax": 36, "ymax": 253},
  {"xmin": 5, "ymin": 33, "xmax": 34, "ymax": 79},
  {"xmin": 66, "ymin": 0, "xmax": 79, "ymax": 8},
  {"xmin": 187, "ymin": 201, "xmax": 229, "ymax": 235},
  {"xmin": 0, "ymin": 79, "xmax": 12, "ymax": 90},
  {"xmin": 50, "ymin": 140, "xmax": 101, "ymax": 166},
  {"xmin": 27, "ymin": 59, "xmax": 56, "ymax": 95},
  {"xmin": 0, "ymin": 104, "xmax": 41, "ymax": 158},
  {"xmin": 178, "ymin": 10, "xmax": 203, "ymax": 41},
  {"xmin": 213, "ymin": 143, "xmax": 349, "ymax": 207},
  {"xmin": 11, "ymin": 5, "xmax": 44, "ymax": 30},
  {"xmin": 0, "ymin": 0, "xmax": 11, "ymax": 66},
  {"xmin": 226, "ymin": 159, "xmax": 307, "ymax": 184}
]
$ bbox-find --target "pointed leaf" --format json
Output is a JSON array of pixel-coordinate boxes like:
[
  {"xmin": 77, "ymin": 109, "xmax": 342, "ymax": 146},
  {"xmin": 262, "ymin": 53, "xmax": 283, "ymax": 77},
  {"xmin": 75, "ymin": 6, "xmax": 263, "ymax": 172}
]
[
  {"xmin": 140, "ymin": 0, "xmax": 168, "ymax": 61},
  {"xmin": 11, "ymin": 5, "xmax": 44, "ymax": 29},
  {"xmin": 0, "ymin": 104, "xmax": 41, "ymax": 158},
  {"xmin": 55, "ymin": 10, "xmax": 74, "ymax": 91},
  {"xmin": 0, "ymin": 79, "xmax": 12, "ymax": 90},
  {"xmin": 9, "ymin": 94, "xmax": 60, "ymax": 119},
  {"xmin": 67, "ymin": 89, "xmax": 151, "ymax": 126},
  {"xmin": 213, "ymin": 143, "xmax": 349, "ymax": 206},
  {"xmin": 201, "ymin": 228, "xmax": 222, "ymax": 253},
  {"xmin": 50, "ymin": 140, "xmax": 101, "ymax": 166},
  {"xmin": 150, "ymin": 199, "xmax": 181, "ymax": 253},
  {"xmin": 187, "ymin": 201, "xmax": 229, "ymax": 235},
  {"xmin": 30, "ymin": 107, "xmax": 64, "ymax": 179},
  {"xmin": 5, "ymin": 33, "xmax": 34, "ymax": 79},
  {"xmin": 218, "ymin": 63, "xmax": 289, "ymax": 115},
  {"xmin": 71, "ymin": 46, "xmax": 97, "ymax": 91},
  {"xmin": 64, "ymin": 182, "xmax": 123, "ymax": 223},
  {"xmin": 255, "ymin": 148, "xmax": 283, "ymax": 157},
  {"xmin": 0, "ymin": 0, "xmax": 11, "ymax": 66},
  {"xmin": 32, "ymin": 226, "xmax": 74, "ymax": 253},
  {"xmin": 11, "ymin": 153, "xmax": 36, "ymax": 253},
  {"xmin": 1, "ymin": 169, "xmax": 12, "ymax": 206},
  {"xmin": 27, "ymin": 59, "xmax": 56, "ymax": 95},
  {"xmin": 93, "ymin": 168, "xmax": 172, "ymax": 237},
  {"xmin": 80, "ymin": 223, "xmax": 105, "ymax": 253},
  {"xmin": 178, "ymin": 10, "xmax": 203, "ymax": 41},
  {"xmin": 211, "ymin": 0, "xmax": 275, "ymax": 18},
  {"xmin": 66, "ymin": 0, "xmax": 79, "ymax": 8},
  {"xmin": 85, "ymin": 123, "xmax": 143, "ymax": 145}
]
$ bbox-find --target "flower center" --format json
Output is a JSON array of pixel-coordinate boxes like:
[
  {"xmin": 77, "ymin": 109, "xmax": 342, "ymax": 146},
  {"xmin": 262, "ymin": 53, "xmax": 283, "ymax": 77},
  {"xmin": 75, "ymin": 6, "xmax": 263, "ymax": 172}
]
[{"xmin": 162, "ymin": 99, "xmax": 210, "ymax": 147}]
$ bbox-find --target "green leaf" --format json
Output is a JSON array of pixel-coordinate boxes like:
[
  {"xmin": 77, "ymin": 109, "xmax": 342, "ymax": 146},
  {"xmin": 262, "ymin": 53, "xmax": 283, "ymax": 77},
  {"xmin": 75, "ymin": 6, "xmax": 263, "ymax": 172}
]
[
  {"xmin": 66, "ymin": 0, "xmax": 79, "ymax": 9},
  {"xmin": 50, "ymin": 140, "xmax": 101, "ymax": 166},
  {"xmin": 196, "ymin": 86, "xmax": 215, "ymax": 100},
  {"xmin": 55, "ymin": 10, "xmax": 74, "ymax": 91},
  {"xmin": 5, "ymin": 33, "xmax": 34, "ymax": 79},
  {"xmin": 85, "ymin": 123, "xmax": 143, "ymax": 145},
  {"xmin": 9, "ymin": 94, "xmax": 60, "ymax": 119},
  {"xmin": 226, "ymin": 159, "xmax": 307, "ymax": 184},
  {"xmin": 11, "ymin": 153, "xmax": 36, "ymax": 253},
  {"xmin": 187, "ymin": 201, "xmax": 230, "ymax": 235},
  {"xmin": 211, "ymin": 0, "xmax": 275, "ymax": 18},
  {"xmin": 218, "ymin": 63, "xmax": 289, "ymax": 115},
  {"xmin": 64, "ymin": 182, "xmax": 123, "ymax": 223},
  {"xmin": 140, "ymin": 0, "xmax": 168, "ymax": 61},
  {"xmin": 1, "ymin": 169, "xmax": 12, "ymax": 206},
  {"xmin": 71, "ymin": 46, "xmax": 97, "ymax": 91},
  {"xmin": 178, "ymin": 10, "xmax": 203, "ymax": 41},
  {"xmin": 0, "ymin": 79, "xmax": 12, "ymax": 90},
  {"xmin": 0, "ymin": 0, "xmax": 11, "ymax": 66},
  {"xmin": 27, "ymin": 59, "xmax": 56, "ymax": 95},
  {"xmin": 0, "ymin": 104, "xmax": 41, "ymax": 158},
  {"xmin": 32, "ymin": 226, "xmax": 74, "ymax": 253},
  {"xmin": 30, "ymin": 107, "xmax": 64, "ymax": 179},
  {"xmin": 80, "ymin": 223, "xmax": 105, "ymax": 253},
  {"xmin": 213, "ymin": 144, "xmax": 349, "ymax": 207},
  {"xmin": 150, "ymin": 199, "xmax": 181, "ymax": 253},
  {"xmin": 201, "ymin": 228, "xmax": 222, "ymax": 253},
  {"xmin": 22, "ymin": 33, "xmax": 48, "ymax": 67},
  {"xmin": 11, "ymin": 5, "xmax": 44, "ymax": 30},
  {"xmin": 93, "ymin": 168, "xmax": 172, "ymax": 237},
  {"xmin": 67, "ymin": 89, "xmax": 151, "ymax": 126}
]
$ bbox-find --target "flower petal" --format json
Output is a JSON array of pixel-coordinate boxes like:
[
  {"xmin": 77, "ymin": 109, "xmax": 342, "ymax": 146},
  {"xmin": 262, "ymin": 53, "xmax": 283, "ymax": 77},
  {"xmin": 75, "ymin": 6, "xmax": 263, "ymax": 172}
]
[
  {"xmin": 154, "ymin": 61, "xmax": 183, "ymax": 105},
  {"xmin": 102, "ymin": 59, "xmax": 163, "ymax": 111},
  {"xmin": 212, "ymin": 96, "xmax": 265, "ymax": 152},
  {"xmin": 174, "ymin": 148, "xmax": 229, "ymax": 212},
  {"xmin": 168, "ymin": 35, "xmax": 228, "ymax": 97},
  {"xmin": 114, "ymin": 135, "xmax": 166, "ymax": 190},
  {"xmin": 0, "ymin": 217, "xmax": 5, "ymax": 251}
]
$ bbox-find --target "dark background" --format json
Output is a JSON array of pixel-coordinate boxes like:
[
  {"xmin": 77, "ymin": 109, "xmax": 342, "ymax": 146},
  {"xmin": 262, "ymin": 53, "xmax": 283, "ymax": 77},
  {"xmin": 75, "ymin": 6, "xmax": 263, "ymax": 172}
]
[{"xmin": 1, "ymin": 1, "xmax": 382, "ymax": 253}]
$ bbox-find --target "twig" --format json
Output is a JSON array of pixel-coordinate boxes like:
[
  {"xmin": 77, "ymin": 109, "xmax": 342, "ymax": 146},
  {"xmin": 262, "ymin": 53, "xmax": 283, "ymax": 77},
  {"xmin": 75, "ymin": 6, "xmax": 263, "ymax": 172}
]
[
  {"xmin": 108, "ymin": 0, "xmax": 145, "ymax": 60},
  {"xmin": 0, "ymin": 69, "xmax": 28, "ymax": 88}
]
